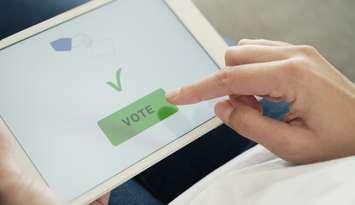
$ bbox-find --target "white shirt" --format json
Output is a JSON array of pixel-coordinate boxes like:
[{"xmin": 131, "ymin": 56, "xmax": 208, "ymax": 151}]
[{"xmin": 170, "ymin": 145, "xmax": 355, "ymax": 205}]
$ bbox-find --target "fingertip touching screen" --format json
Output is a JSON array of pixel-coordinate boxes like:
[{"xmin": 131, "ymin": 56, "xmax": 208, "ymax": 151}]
[{"xmin": 0, "ymin": 0, "xmax": 219, "ymax": 201}]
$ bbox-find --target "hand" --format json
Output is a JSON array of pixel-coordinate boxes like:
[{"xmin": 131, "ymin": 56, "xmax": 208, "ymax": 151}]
[
  {"xmin": 167, "ymin": 39, "xmax": 355, "ymax": 164},
  {"xmin": 0, "ymin": 120, "xmax": 110, "ymax": 205},
  {"xmin": 90, "ymin": 193, "xmax": 110, "ymax": 205},
  {"xmin": 0, "ymin": 121, "xmax": 63, "ymax": 205}
]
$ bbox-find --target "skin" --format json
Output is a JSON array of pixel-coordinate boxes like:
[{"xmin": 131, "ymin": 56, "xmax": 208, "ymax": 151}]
[
  {"xmin": 0, "ymin": 121, "xmax": 62, "ymax": 205},
  {"xmin": 0, "ymin": 121, "xmax": 110, "ymax": 205},
  {"xmin": 167, "ymin": 39, "xmax": 355, "ymax": 164},
  {"xmin": 1, "ymin": 39, "xmax": 355, "ymax": 204}
]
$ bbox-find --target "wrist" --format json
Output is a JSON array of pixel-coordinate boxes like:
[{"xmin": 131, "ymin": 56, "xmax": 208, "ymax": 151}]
[
  {"xmin": 0, "ymin": 170, "xmax": 25, "ymax": 204},
  {"xmin": 0, "ymin": 171, "xmax": 63, "ymax": 205}
]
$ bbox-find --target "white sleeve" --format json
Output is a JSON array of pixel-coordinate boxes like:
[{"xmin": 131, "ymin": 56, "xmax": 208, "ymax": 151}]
[
  {"xmin": 170, "ymin": 145, "xmax": 355, "ymax": 205},
  {"xmin": 170, "ymin": 145, "xmax": 278, "ymax": 204}
]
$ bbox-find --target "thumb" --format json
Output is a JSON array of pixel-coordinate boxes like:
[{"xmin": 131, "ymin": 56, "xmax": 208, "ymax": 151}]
[{"xmin": 214, "ymin": 96, "xmax": 309, "ymax": 157}]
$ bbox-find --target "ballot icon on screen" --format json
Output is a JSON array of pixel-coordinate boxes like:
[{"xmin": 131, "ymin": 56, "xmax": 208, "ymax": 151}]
[
  {"xmin": 50, "ymin": 38, "xmax": 72, "ymax": 52},
  {"xmin": 50, "ymin": 34, "xmax": 116, "ymax": 56}
]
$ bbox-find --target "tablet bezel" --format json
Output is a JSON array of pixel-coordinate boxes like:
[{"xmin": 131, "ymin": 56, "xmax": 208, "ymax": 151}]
[{"xmin": 0, "ymin": 0, "xmax": 228, "ymax": 204}]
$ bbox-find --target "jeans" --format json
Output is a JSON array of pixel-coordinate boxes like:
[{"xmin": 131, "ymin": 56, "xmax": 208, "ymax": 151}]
[{"xmin": 109, "ymin": 180, "xmax": 163, "ymax": 205}]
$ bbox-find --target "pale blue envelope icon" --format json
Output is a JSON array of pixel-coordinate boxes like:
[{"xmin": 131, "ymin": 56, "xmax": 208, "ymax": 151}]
[{"xmin": 51, "ymin": 38, "xmax": 72, "ymax": 51}]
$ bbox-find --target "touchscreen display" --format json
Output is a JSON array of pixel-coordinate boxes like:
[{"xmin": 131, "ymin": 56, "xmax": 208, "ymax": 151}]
[{"xmin": 0, "ymin": 0, "xmax": 219, "ymax": 201}]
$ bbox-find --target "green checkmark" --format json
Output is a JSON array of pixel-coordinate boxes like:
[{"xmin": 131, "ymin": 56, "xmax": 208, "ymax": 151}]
[{"xmin": 107, "ymin": 68, "xmax": 123, "ymax": 92}]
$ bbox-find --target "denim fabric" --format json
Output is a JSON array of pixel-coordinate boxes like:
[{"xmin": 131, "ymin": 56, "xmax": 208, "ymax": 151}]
[
  {"xmin": 0, "ymin": 0, "xmax": 89, "ymax": 39},
  {"xmin": 109, "ymin": 180, "xmax": 163, "ymax": 205},
  {"xmin": 260, "ymin": 99, "xmax": 289, "ymax": 120}
]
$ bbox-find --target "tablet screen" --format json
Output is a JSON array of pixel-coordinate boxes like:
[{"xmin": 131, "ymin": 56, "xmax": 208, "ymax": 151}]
[{"xmin": 0, "ymin": 0, "xmax": 219, "ymax": 201}]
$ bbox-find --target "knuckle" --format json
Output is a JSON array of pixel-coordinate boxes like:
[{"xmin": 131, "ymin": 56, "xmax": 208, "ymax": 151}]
[
  {"xmin": 225, "ymin": 45, "xmax": 255, "ymax": 65},
  {"xmin": 282, "ymin": 58, "xmax": 310, "ymax": 79},
  {"xmin": 296, "ymin": 45, "xmax": 319, "ymax": 57},
  {"xmin": 225, "ymin": 48, "xmax": 235, "ymax": 65},
  {"xmin": 215, "ymin": 69, "xmax": 232, "ymax": 88}
]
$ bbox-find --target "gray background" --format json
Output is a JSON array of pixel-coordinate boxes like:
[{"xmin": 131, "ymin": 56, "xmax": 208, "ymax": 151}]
[{"xmin": 192, "ymin": 0, "xmax": 355, "ymax": 81}]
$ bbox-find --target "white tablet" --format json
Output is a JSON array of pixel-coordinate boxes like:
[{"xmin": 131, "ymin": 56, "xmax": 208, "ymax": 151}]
[{"xmin": 0, "ymin": 0, "xmax": 227, "ymax": 204}]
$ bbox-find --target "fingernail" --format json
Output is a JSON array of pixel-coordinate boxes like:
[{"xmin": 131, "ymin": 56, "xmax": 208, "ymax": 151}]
[{"xmin": 165, "ymin": 89, "xmax": 180, "ymax": 102}]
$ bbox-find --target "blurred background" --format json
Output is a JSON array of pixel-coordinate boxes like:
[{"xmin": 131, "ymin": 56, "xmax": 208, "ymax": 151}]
[
  {"xmin": 1, "ymin": 0, "xmax": 355, "ymax": 80},
  {"xmin": 193, "ymin": 0, "xmax": 355, "ymax": 81}
]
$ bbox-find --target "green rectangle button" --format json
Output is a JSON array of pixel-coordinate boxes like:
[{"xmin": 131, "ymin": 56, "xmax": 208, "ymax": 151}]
[{"xmin": 98, "ymin": 89, "xmax": 179, "ymax": 146}]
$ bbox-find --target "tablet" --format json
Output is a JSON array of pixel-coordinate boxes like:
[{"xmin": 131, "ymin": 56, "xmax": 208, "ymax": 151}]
[{"xmin": 0, "ymin": 0, "xmax": 227, "ymax": 204}]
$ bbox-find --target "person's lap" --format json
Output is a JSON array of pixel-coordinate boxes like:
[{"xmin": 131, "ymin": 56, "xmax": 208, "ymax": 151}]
[
  {"xmin": 109, "ymin": 100, "xmax": 289, "ymax": 205},
  {"xmin": 109, "ymin": 180, "xmax": 163, "ymax": 205}
]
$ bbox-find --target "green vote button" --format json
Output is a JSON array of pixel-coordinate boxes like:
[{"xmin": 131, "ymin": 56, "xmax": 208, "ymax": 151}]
[{"xmin": 98, "ymin": 89, "xmax": 179, "ymax": 146}]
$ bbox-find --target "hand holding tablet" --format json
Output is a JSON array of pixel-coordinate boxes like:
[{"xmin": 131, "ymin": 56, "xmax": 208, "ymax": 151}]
[{"xmin": 0, "ymin": 121, "xmax": 63, "ymax": 205}]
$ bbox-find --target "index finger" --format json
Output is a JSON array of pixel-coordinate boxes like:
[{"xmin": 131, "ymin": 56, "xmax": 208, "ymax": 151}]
[{"xmin": 166, "ymin": 60, "xmax": 290, "ymax": 105}]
